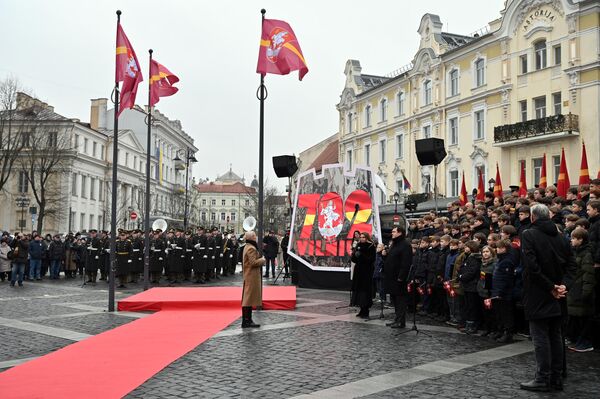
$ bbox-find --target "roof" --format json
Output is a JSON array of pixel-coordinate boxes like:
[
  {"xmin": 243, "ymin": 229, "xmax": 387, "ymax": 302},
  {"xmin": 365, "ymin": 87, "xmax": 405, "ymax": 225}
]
[
  {"xmin": 215, "ymin": 167, "xmax": 243, "ymax": 184},
  {"xmin": 440, "ymin": 32, "xmax": 475, "ymax": 49},
  {"xmin": 356, "ymin": 74, "xmax": 390, "ymax": 90},
  {"xmin": 308, "ymin": 139, "xmax": 339, "ymax": 172},
  {"xmin": 194, "ymin": 181, "xmax": 256, "ymax": 194}
]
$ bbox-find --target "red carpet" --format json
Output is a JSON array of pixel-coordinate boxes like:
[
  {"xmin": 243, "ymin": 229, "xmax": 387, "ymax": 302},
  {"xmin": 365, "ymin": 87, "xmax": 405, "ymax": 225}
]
[{"xmin": 0, "ymin": 286, "xmax": 296, "ymax": 399}]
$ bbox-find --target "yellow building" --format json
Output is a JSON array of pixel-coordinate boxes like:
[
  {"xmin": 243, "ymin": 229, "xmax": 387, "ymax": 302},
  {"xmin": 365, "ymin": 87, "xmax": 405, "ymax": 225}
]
[{"xmin": 337, "ymin": 0, "xmax": 599, "ymax": 203}]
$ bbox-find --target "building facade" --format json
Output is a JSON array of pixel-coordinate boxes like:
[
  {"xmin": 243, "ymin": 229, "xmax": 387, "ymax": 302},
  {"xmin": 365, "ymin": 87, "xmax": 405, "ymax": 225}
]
[{"xmin": 337, "ymin": 0, "xmax": 599, "ymax": 204}]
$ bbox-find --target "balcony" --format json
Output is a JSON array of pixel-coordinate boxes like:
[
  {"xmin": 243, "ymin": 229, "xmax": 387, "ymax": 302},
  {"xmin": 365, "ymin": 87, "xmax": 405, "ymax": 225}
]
[
  {"xmin": 493, "ymin": 113, "xmax": 579, "ymax": 147},
  {"xmin": 173, "ymin": 183, "xmax": 185, "ymax": 195}
]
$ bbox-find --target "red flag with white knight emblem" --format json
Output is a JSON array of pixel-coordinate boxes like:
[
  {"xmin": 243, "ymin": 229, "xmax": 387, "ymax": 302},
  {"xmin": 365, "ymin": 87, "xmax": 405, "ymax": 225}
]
[
  {"xmin": 149, "ymin": 59, "xmax": 179, "ymax": 107},
  {"xmin": 257, "ymin": 19, "xmax": 308, "ymax": 80},
  {"xmin": 116, "ymin": 23, "xmax": 143, "ymax": 117}
]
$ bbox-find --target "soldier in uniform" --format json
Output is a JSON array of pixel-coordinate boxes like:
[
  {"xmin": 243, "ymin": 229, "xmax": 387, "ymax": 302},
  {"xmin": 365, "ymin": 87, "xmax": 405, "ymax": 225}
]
[
  {"xmin": 130, "ymin": 229, "xmax": 143, "ymax": 283},
  {"xmin": 115, "ymin": 230, "xmax": 133, "ymax": 288},
  {"xmin": 168, "ymin": 228, "xmax": 186, "ymax": 283},
  {"xmin": 223, "ymin": 231, "xmax": 235, "ymax": 276},
  {"xmin": 164, "ymin": 229, "xmax": 175, "ymax": 278},
  {"xmin": 206, "ymin": 228, "xmax": 217, "ymax": 279},
  {"xmin": 192, "ymin": 226, "xmax": 206, "ymax": 284},
  {"xmin": 99, "ymin": 230, "xmax": 110, "ymax": 281},
  {"xmin": 150, "ymin": 229, "xmax": 166, "ymax": 283},
  {"xmin": 183, "ymin": 230, "xmax": 193, "ymax": 281},
  {"xmin": 214, "ymin": 228, "xmax": 224, "ymax": 277},
  {"xmin": 85, "ymin": 229, "xmax": 100, "ymax": 283}
]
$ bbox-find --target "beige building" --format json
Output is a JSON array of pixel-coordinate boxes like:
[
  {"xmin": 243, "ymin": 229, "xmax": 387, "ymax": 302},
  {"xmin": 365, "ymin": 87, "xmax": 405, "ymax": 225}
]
[{"xmin": 337, "ymin": 0, "xmax": 599, "ymax": 204}]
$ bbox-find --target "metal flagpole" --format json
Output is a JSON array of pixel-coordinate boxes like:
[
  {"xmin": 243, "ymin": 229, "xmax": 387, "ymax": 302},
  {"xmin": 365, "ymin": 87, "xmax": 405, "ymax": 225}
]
[
  {"xmin": 143, "ymin": 49, "xmax": 153, "ymax": 291},
  {"xmin": 257, "ymin": 8, "xmax": 267, "ymax": 254},
  {"xmin": 109, "ymin": 9, "xmax": 121, "ymax": 311}
]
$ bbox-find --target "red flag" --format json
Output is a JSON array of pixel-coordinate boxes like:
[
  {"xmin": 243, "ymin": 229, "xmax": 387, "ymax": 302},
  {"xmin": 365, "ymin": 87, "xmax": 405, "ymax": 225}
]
[
  {"xmin": 519, "ymin": 161, "xmax": 527, "ymax": 197},
  {"xmin": 579, "ymin": 142, "xmax": 590, "ymax": 185},
  {"xmin": 459, "ymin": 172, "xmax": 468, "ymax": 206},
  {"xmin": 257, "ymin": 19, "xmax": 308, "ymax": 80},
  {"xmin": 476, "ymin": 168, "xmax": 485, "ymax": 202},
  {"xmin": 539, "ymin": 153, "xmax": 547, "ymax": 189},
  {"xmin": 150, "ymin": 59, "xmax": 179, "ymax": 107},
  {"xmin": 557, "ymin": 148, "xmax": 571, "ymax": 197},
  {"xmin": 493, "ymin": 163, "xmax": 503, "ymax": 198},
  {"xmin": 116, "ymin": 23, "xmax": 143, "ymax": 117}
]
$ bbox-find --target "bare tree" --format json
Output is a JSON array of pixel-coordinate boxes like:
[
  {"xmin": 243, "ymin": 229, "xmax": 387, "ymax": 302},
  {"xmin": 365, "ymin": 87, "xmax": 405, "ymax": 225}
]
[{"xmin": 0, "ymin": 77, "xmax": 25, "ymax": 193}]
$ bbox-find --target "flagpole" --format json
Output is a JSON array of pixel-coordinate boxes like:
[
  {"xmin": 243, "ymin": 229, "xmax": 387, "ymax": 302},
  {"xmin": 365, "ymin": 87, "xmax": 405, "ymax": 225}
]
[
  {"xmin": 257, "ymin": 8, "xmax": 266, "ymax": 255},
  {"xmin": 109, "ymin": 9, "xmax": 121, "ymax": 312},
  {"xmin": 143, "ymin": 49, "xmax": 153, "ymax": 291}
]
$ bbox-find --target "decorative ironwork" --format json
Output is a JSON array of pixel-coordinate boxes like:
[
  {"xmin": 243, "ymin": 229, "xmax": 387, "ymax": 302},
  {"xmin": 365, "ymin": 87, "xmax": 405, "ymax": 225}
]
[{"xmin": 494, "ymin": 113, "xmax": 579, "ymax": 143}]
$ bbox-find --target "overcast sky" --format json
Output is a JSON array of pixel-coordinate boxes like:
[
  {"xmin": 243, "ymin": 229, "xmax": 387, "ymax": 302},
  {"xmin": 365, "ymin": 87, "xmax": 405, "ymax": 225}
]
[{"xmin": 0, "ymin": 0, "xmax": 502, "ymax": 192}]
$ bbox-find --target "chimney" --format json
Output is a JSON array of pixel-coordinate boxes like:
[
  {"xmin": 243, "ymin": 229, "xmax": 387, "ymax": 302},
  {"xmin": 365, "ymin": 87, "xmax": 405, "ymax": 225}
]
[{"xmin": 90, "ymin": 98, "xmax": 108, "ymax": 130}]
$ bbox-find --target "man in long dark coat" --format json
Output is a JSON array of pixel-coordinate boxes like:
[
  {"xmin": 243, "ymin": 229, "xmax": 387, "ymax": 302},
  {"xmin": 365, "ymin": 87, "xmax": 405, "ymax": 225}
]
[{"xmin": 383, "ymin": 226, "xmax": 413, "ymax": 328}]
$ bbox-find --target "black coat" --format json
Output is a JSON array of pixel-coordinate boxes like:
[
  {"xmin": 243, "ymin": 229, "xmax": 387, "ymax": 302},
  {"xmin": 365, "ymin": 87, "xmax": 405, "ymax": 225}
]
[
  {"xmin": 492, "ymin": 252, "xmax": 515, "ymax": 300},
  {"xmin": 588, "ymin": 214, "xmax": 600, "ymax": 265},
  {"xmin": 383, "ymin": 236, "xmax": 413, "ymax": 295},
  {"xmin": 521, "ymin": 219, "xmax": 577, "ymax": 320},
  {"xmin": 351, "ymin": 242, "xmax": 376, "ymax": 296},
  {"xmin": 263, "ymin": 235, "xmax": 279, "ymax": 259},
  {"xmin": 48, "ymin": 240, "xmax": 65, "ymax": 261},
  {"xmin": 458, "ymin": 253, "xmax": 482, "ymax": 293}
]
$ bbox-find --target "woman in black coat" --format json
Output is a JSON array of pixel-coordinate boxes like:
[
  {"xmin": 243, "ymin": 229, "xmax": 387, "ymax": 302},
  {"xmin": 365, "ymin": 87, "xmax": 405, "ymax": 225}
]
[
  {"xmin": 351, "ymin": 232, "xmax": 376, "ymax": 319},
  {"xmin": 458, "ymin": 240, "xmax": 483, "ymax": 334}
]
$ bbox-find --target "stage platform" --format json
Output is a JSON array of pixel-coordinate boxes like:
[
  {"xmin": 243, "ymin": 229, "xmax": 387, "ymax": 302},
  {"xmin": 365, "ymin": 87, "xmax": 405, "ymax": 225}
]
[{"xmin": 118, "ymin": 286, "xmax": 297, "ymax": 312}]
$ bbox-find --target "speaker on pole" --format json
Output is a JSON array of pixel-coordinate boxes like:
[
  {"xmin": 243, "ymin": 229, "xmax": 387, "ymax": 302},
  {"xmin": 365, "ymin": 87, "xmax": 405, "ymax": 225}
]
[
  {"xmin": 415, "ymin": 138, "xmax": 447, "ymax": 166},
  {"xmin": 272, "ymin": 155, "xmax": 298, "ymax": 178}
]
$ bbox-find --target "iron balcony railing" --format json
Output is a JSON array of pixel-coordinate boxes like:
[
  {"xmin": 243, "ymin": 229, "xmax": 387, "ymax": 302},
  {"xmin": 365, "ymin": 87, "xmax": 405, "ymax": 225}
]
[{"xmin": 494, "ymin": 113, "xmax": 579, "ymax": 144}]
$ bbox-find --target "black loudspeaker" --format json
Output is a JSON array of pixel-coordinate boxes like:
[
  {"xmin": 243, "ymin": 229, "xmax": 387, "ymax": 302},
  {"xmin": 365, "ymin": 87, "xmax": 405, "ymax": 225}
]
[
  {"xmin": 272, "ymin": 155, "xmax": 298, "ymax": 178},
  {"xmin": 415, "ymin": 138, "xmax": 447, "ymax": 165}
]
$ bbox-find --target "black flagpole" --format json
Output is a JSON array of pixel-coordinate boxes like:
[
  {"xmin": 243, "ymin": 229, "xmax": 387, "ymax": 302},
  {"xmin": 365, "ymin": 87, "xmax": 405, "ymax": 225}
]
[
  {"xmin": 257, "ymin": 8, "xmax": 266, "ymax": 254},
  {"xmin": 143, "ymin": 49, "xmax": 153, "ymax": 291},
  {"xmin": 109, "ymin": 9, "xmax": 121, "ymax": 311}
]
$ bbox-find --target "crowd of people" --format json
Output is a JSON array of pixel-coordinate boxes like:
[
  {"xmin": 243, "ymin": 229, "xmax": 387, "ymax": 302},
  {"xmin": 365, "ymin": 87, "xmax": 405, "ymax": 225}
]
[
  {"xmin": 0, "ymin": 226, "xmax": 292, "ymax": 289},
  {"xmin": 349, "ymin": 179, "xmax": 600, "ymax": 392}
]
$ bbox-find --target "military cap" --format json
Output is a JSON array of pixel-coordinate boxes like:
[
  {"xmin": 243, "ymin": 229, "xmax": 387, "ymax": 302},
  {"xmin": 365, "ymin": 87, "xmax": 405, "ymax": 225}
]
[
  {"xmin": 509, "ymin": 185, "xmax": 519, "ymax": 192},
  {"xmin": 168, "ymin": 228, "xmax": 175, "ymax": 233},
  {"xmin": 89, "ymin": 229, "xmax": 97, "ymax": 233},
  {"xmin": 154, "ymin": 228, "xmax": 163, "ymax": 233}
]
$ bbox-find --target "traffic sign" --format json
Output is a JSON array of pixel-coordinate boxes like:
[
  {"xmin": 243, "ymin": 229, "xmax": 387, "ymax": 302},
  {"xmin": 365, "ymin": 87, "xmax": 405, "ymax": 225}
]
[{"xmin": 130, "ymin": 211, "xmax": 138, "ymax": 220}]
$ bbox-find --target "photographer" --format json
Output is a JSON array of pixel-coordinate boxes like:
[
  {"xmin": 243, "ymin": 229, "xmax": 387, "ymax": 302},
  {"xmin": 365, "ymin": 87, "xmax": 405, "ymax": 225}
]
[
  {"xmin": 383, "ymin": 226, "xmax": 413, "ymax": 328},
  {"xmin": 350, "ymin": 232, "xmax": 376, "ymax": 319},
  {"xmin": 10, "ymin": 233, "xmax": 29, "ymax": 287}
]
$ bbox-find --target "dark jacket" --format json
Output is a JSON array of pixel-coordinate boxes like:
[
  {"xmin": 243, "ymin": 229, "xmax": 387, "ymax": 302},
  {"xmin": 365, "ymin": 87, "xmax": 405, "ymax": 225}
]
[
  {"xmin": 12, "ymin": 239, "xmax": 29, "ymax": 262},
  {"xmin": 521, "ymin": 219, "xmax": 577, "ymax": 320},
  {"xmin": 263, "ymin": 235, "xmax": 279, "ymax": 259},
  {"xmin": 444, "ymin": 249, "xmax": 459, "ymax": 281},
  {"xmin": 29, "ymin": 240, "xmax": 44, "ymax": 260},
  {"xmin": 477, "ymin": 257, "xmax": 496, "ymax": 298},
  {"xmin": 383, "ymin": 236, "xmax": 413, "ymax": 295},
  {"xmin": 517, "ymin": 217, "xmax": 531, "ymax": 238},
  {"xmin": 373, "ymin": 252, "xmax": 384, "ymax": 279},
  {"xmin": 351, "ymin": 241, "xmax": 376, "ymax": 295},
  {"xmin": 567, "ymin": 243, "xmax": 596, "ymax": 317},
  {"xmin": 413, "ymin": 247, "xmax": 430, "ymax": 283},
  {"xmin": 492, "ymin": 252, "xmax": 515, "ymax": 300},
  {"xmin": 48, "ymin": 240, "xmax": 66, "ymax": 261},
  {"xmin": 588, "ymin": 214, "xmax": 600, "ymax": 265},
  {"xmin": 426, "ymin": 246, "xmax": 441, "ymax": 285},
  {"xmin": 458, "ymin": 253, "xmax": 482, "ymax": 293},
  {"xmin": 434, "ymin": 246, "xmax": 449, "ymax": 287}
]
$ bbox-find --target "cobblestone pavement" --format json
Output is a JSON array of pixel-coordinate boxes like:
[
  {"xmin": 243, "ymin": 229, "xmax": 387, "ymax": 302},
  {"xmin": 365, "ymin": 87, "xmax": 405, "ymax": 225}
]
[{"xmin": 1, "ymin": 270, "xmax": 599, "ymax": 398}]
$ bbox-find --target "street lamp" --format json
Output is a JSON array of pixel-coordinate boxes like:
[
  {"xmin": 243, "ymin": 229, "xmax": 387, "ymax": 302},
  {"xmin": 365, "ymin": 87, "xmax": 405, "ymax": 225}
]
[
  {"xmin": 393, "ymin": 192, "xmax": 400, "ymax": 226},
  {"xmin": 174, "ymin": 148, "xmax": 198, "ymax": 230}
]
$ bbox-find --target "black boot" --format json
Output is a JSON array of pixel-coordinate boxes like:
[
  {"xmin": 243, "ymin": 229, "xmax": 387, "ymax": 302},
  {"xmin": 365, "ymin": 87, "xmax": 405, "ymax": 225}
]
[{"xmin": 241, "ymin": 307, "xmax": 260, "ymax": 328}]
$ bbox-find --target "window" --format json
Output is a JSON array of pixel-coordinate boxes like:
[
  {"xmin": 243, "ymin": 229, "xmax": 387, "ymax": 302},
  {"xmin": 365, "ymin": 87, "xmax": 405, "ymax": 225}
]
[
  {"xmin": 347, "ymin": 112, "xmax": 353, "ymax": 133},
  {"xmin": 396, "ymin": 134, "xmax": 404, "ymax": 159},
  {"xmin": 448, "ymin": 117, "xmax": 458, "ymax": 145},
  {"xmin": 520, "ymin": 55, "xmax": 528, "ymax": 74},
  {"xmin": 92, "ymin": 142, "xmax": 97, "ymax": 157},
  {"xmin": 534, "ymin": 40, "xmax": 547, "ymax": 70},
  {"xmin": 364, "ymin": 144, "xmax": 371, "ymax": 166},
  {"xmin": 97, "ymin": 215, "xmax": 102, "ymax": 230},
  {"xmin": 18, "ymin": 171, "xmax": 28, "ymax": 193},
  {"xmin": 553, "ymin": 44, "xmax": 561, "ymax": 65},
  {"xmin": 133, "ymin": 156, "xmax": 137, "ymax": 170},
  {"xmin": 379, "ymin": 139, "xmax": 386, "ymax": 163},
  {"xmin": 423, "ymin": 174, "xmax": 431, "ymax": 194},
  {"xmin": 125, "ymin": 152, "xmax": 129, "ymax": 168},
  {"xmin": 70, "ymin": 211, "xmax": 76, "ymax": 230},
  {"xmin": 397, "ymin": 92, "xmax": 405, "ymax": 115},
  {"xmin": 365, "ymin": 105, "xmax": 372, "ymax": 127},
  {"xmin": 449, "ymin": 170, "xmax": 459, "ymax": 197},
  {"xmin": 211, "ymin": 199, "xmax": 216, "ymax": 206},
  {"xmin": 210, "ymin": 212, "xmax": 216, "ymax": 221},
  {"xmin": 474, "ymin": 110, "xmax": 485, "ymax": 140},
  {"xmin": 89, "ymin": 215, "xmax": 94, "ymax": 230},
  {"xmin": 552, "ymin": 155, "xmax": 561, "ymax": 183},
  {"xmin": 396, "ymin": 179, "xmax": 403, "ymax": 194},
  {"xmin": 100, "ymin": 145, "xmax": 105, "ymax": 160},
  {"xmin": 423, "ymin": 125, "xmax": 431, "ymax": 139},
  {"xmin": 475, "ymin": 59, "xmax": 485, "ymax": 87},
  {"xmin": 80, "ymin": 213, "xmax": 85, "ymax": 231},
  {"xmin": 81, "ymin": 176, "xmax": 87, "ymax": 198},
  {"xmin": 380, "ymin": 189, "xmax": 386, "ymax": 205},
  {"xmin": 533, "ymin": 158, "xmax": 543, "ymax": 186},
  {"xmin": 90, "ymin": 177, "xmax": 96, "ymax": 200},
  {"xmin": 201, "ymin": 212, "xmax": 206, "ymax": 221},
  {"xmin": 230, "ymin": 213, "xmax": 236, "ymax": 221},
  {"xmin": 245, "ymin": 199, "xmax": 250, "ymax": 206},
  {"xmin": 48, "ymin": 132, "xmax": 58, "ymax": 147},
  {"xmin": 552, "ymin": 92, "xmax": 562, "ymax": 115},
  {"xmin": 220, "ymin": 212, "xmax": 226, "ymax": 221},
  {"xmin": 221, "ymin": 199, "xmax": 226, "ymax": 206},
  {"xmin": 74, "ymin": 134, "xmax": 80, "ymax": 149},
  {"xmin": 423, "ymin": 80, "xmax": 432, "ymax": 105},
  {"xmin": 231, "ymin": 199, "xmax": 236, "ymax": 206},
  {"xmin": 84, "ymin": 138, "xmax": 89, "ymax": 154},
  {"xmin": 534, "ymin": 96, "xmax": 546, "ymax": 119},
  {"xmin": 98, "ymin": 180, "xmax": 104, "ymax": 201},
  {"xmin": 21, "ymin": 132, "xmax": 30, "ymax": 147},
  {"xmin": 474, "ymin": 166, "xmax": 486, "ymax": 188},
  {"xmin": 202, "ymin": 199, "xmax": 207, "ymax": 206},
  {"xmin": 449, "ymin": 69, "xmax": 459, "ymax": 96},
  {"xmin": 520, "ymin": 100, "xmax": 528, "ymax": 122},
  {"xmin": 72, "ymin": 174, "xmax": 78, "ymax": 196},
  {"xmin": 346, "ymin": 149, "xmax": 353, "ymax": 171},
  {"xmin": 380, "ymin": 98, "xmax": 387, "ymax": 121}
]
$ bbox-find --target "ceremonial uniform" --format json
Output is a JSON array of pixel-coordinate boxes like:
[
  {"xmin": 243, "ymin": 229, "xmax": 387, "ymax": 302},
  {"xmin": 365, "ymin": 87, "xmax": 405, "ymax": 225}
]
[
  {"xmin": 150, "ymin": 233, "xmax": 166, "ymax": 283},
  {"xmin": 115, "ymin": 236, "xmax": 132, "ymax": 288},
  {"xmin": 223, "ymin": 234, "xmax": 236, "ymax": 276},
  {"xmin": 206, "ymin": 234, "xmax": 216, "ymax": 279},
  {"xmin": 168, "ymin": 232, "xmax": 186, "ymax": 283},
  {"xmin": 192, "ymin": 231, "xmax": 207, "ymax": 283},
  {"xmin": 99, "ymin": 233, "xmax": 110, "ymax": 280},
  {"xmin": 131, "ymin": 233, "xmax": 143, "ymax": 283},
  {"xmin": 214, "ymin": 232, "xmax": 224, "ymax": 277},
  {"xmin": 184, "ymin": 234, "xmax": 193, "ymax": 281},
  {"xmin": 86, "ymin": 233, "xmax": 102, "ymax": 282}
]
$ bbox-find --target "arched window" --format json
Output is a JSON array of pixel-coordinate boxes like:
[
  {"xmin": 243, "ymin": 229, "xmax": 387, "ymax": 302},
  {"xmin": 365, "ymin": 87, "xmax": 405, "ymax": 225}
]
[
  {"xmin": 347, "ymin": 112, "xmax": 353, "ymax": 133},
  {"xmin": 365, "ymin": 105, "xmax": 372, "ymax": 127},
  {"xmin": 534, "ymin": 40, "xmax": 547, "ymax": 70},
  {"xmin": 380, "ymin": 98, "xmax": 387, "ymax": 121},
  {"xmin": 475, "ymin": 59, "xmax": 485, "ymax": 87},
  {"xmin": 423, "ymin": 80, "xmax": 432, "ymax": 105},
  {"xmin": 449, "ymin": 69, "xmax": 459, "ymax": 96}
]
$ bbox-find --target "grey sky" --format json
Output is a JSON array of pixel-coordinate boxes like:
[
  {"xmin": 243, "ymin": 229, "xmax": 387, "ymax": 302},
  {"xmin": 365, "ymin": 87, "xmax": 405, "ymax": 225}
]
[{"xmin": 0, "ymin": 0, "xmax": 501, "ymax": 192}]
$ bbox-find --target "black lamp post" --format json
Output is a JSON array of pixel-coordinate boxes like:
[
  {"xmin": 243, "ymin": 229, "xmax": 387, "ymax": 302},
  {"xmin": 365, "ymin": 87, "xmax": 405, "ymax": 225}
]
[
  {"xmin": 174, "ymin": 149, "xmax": 197, "ymax": 230},
  {"xmin": 393, "ymin": 192, "xmax": 400, "ymax": 226}
]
